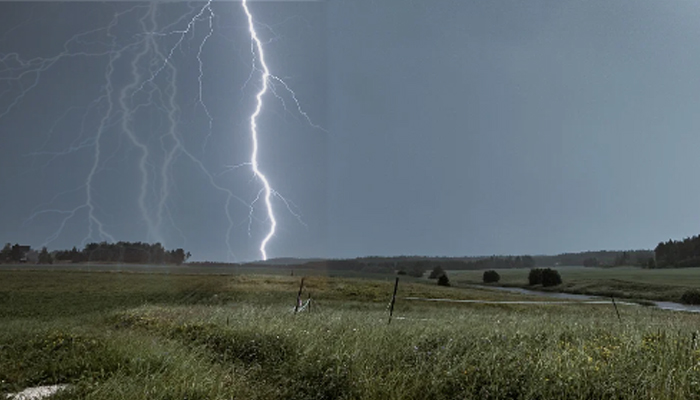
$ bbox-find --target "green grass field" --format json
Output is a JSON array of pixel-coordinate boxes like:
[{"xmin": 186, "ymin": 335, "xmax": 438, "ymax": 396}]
[
  {"xmin": 4, "ymin": 267, "xmax": 700, "ymax": 399},
  {"xmin": 450, "ymin": 266, "xmax": 700, "ymax": 303}
]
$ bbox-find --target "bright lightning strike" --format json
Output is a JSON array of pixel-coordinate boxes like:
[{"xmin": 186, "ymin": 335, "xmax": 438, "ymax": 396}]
[
  {"xmin": 241, "ymin": 1, "xmax": 325, "ymax": 260},
  {"xmin": 0, "ymin": 2, "xmax": 323, "ymax": 262},
  {"xmin": 242, "ymin": 0, "xmax": 276, "ymax": 261}
]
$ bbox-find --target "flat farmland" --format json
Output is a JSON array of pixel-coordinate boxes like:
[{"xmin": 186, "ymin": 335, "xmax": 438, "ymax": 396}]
[{"xmin": 3, "ymin": 268, "xmax": 700, "ymax": 399}]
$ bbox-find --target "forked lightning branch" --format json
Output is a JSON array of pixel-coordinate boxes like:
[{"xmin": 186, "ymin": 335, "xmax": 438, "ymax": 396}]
[{"xmin": 0, "ymin": 1, "xmax": 321, "ymax": 261}]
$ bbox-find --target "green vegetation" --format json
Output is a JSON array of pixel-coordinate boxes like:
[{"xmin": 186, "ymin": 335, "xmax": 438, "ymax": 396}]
[
  {"xmin": 53, "ymin": 242, "xmax": 191, "ymax": 265},
  {"xmin": 462, "ymin": 255, "xmax": 536, "ymax": 270},
  {"xmin": 0, "ymin": 241, "xmax": 191, "ymax": 265},
  {"xmin": 655, "ymin": 236, "xmax": 700, "ymax": 268},
  {"xmin": 3, "ymin": 267, "xmax": 700, "ymax": 399},
  {"xmin": 482, "ymin": 269, "xmax": 501, "ymax": 283},
  {"xmin": 535, "ymin": 250, "xmax": 654, "ymax": 268},
  {"xmin": 452, "ymin": 266, "xmax": 700, "ymax": 303},
  {"xmin": 483, "ymin": 270, "xmax": 500, "ymax": 283},
  {"xmin": 528, "ymin": 268, "xmax": 563, "ymax": 287},
  {"xmin": 681, "ymin": 289, "xmax": 700, "ymax": 305},
  {"xmin": 428, "ymin": 265, "xmax": 446, "ymax": 279}
]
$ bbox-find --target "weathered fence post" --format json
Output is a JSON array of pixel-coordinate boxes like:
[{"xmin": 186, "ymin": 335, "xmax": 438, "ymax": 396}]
[
  {"xmin": 294, "ymin": 278, "xmax": 305, "ymax": 314},
  {"xmin": 388, "ymin": 277, "xmax": 399, "ymax": 324},
  {"xmin": 611, "ymin": 296, "xmax": 621, "ymax": 323}
]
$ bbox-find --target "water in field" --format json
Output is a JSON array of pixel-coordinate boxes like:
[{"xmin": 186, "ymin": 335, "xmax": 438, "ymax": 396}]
[{"xmin": 465, "ymin": 284, "xmax": 700, "ymax": 313}]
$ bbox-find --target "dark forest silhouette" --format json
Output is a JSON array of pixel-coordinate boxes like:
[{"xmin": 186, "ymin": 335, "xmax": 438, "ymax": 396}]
[{"xmin": 1, "ymin": 241, "xmax": 190, "ymax": 265}]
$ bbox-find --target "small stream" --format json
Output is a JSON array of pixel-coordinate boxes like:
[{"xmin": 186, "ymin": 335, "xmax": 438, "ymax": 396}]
[{"xmin": 468, "ymin": 284, "xmax": 700, "ymax": 313}]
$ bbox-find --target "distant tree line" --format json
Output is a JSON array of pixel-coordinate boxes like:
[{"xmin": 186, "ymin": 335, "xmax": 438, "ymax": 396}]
[
  {"xmin": 461, "ymin": 255, "xmax": 536, "ymax": 270},
  {"xmin": 535, "ymin": 250, "xmax": 653, "ymax": 267},
  {"xmin": 0, "ymin": 243, "xmax": 34, "ymax": 263},
  {"xmin": 1, "ymin": 241, "xmax": 191, "ymax": 265},
  {"xmin": 54, "ymin": 242, "xmax": 191, "ymax": 265},
  {"xmin": 654, "ymin": 236, "xmax": 700, "ymax": 269},
  {"xmin": 304, "ymin": 259, "xmax": 465, "ymax": 277}
]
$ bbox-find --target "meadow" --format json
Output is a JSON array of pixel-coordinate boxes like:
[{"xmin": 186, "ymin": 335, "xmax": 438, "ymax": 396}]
[
  {"xmin": 3, "ymin": 266, "xmax": 700, "ymax": 399},
  {"xmin": 451, "ymin": 266, "xmax": 700, "ymax": 303}
]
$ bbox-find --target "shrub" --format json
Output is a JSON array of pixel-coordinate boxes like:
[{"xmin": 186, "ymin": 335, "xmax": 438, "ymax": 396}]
[
  {"xmin": 482, "ymin": 270, "xmax": 500, "ymax": 283},
  {"xmin": 528, "ymin": 268, "xmax": 543, "ymax": 285},
  {"xmin": 397, "ymin": 270, "xmax": 407, "ymax": 275},
  {"xmin": 541, "ymin": 268, "xmax": 562, "ymax": 287},
  {"xmin": 681, "ymin": 289, "xmax": 700, "ymax": 305},
  {"xmin": 437, "ymin": 274, "xmax": 450, "ymax": 287},
  {"xmin": 528, "ymin": 268, "xmax": 562, "ymax": 286},
  {"xmin": 428, "ymin": 265, "xmax": 446, "ymax": 279}
]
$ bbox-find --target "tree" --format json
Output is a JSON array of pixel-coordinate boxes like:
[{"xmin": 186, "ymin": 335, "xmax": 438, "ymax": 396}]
[
  {"xmin": 428, "ymin": 265, "xmax": 445, "ymax": 279},
  {"xmin": 38, "ymin": 247, "xmax": 52, "ymax": 264},
  {"xmin": 646, "ymin": 257, "xmax": 657, "ymax": 269},
  {"xmin": 9, "ymin": 244, "xmax": 25, "ymax": 263},
  {"xmin": 583, "ymin": 257, "xmax": 599, "ymax": 268},
  {"xmin": 483, "ymin": 270, "xmax": 500, "ymax": 283},
  {"xmin": 521, "ymin": 255, "xmax": 536, "ymax": 269},
  {"xmin": 170, "ymin": 248, "xmax": 190, "ymax": 265},
  {"xmin": 541, "ymin": 268, "xmax": 563, "ymax": 287},
  {"xmin": 614, "ymin": 252, "xmax": 630, "ymax": 267},
  {"xmin": 0, "ymin": 243, "xmax": 10, "ymax": 263},
  {"xmin": 437, "ymin": 274, "xmax": 450, "ymax": 287},
  {"xmin": 528, "ymin": 268, "xmax": 543, "ymax": 285},
  {"xmin": 529, "ymin": 268, "xmax": 562, "ymax": 286},
  {"xmin": 70, "ymin": 246, "xmax": 83, "ymax": 263}
]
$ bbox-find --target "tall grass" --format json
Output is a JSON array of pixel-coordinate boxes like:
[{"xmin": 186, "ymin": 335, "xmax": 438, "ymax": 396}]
[{"xmin": 3, "ymin": 270, "xmax": 700, "ymax": 399}]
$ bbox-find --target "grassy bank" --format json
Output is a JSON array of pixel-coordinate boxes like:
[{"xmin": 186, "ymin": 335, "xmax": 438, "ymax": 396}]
[
  {"xmin": 3, "ymin": 269, "xmax": 700, "ymax": 399},
  {"xmin": 450, "ymin": 266, "xmax": 700, "ymax": 303}
]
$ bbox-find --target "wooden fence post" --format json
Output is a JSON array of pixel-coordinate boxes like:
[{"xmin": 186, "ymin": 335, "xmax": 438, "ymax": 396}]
[
  {"xmin": 388, "ymin": 277, "xmax": 399, "ymax": 324},
  {"xmin": 611, "ymin": 297, "xmax": 621, "ymax": 323},
  {"xmin": 294, "ymin": 278, "xmax": 305, "ymax": 314}
]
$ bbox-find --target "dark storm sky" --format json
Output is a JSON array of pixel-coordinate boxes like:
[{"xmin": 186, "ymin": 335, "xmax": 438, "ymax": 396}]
[{"xmin": 1, "ymin": 0, "xmax": 700, "ymax": 261}]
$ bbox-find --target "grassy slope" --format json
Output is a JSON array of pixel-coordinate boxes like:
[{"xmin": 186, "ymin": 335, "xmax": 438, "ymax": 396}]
[
  {"xmin": 450, "ymin": 266, "xmax": 700, "ymax": 302},
  {"xmin": 3, "ymin": 268, "xmax": 700, "ymax": 399}
]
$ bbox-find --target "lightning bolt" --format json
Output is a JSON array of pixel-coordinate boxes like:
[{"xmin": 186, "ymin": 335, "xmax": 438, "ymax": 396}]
[
  {"xmin": 241, "ymin": 1, "xmax": 325, "ymax": 260},
  {"xmin": 242, "ymin": 0, "xmax": 276, "ymax": 261},
  {"xmin": 1, "ymin": 2, "xmax": 322, "ymax": 262}
]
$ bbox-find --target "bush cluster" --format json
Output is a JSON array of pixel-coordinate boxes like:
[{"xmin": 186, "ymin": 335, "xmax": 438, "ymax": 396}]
[
  {"xmin": 429, "ymin": 266, "xmax": 446, "ymax": 279},
  {"xmin": 437, "ymin": 274, "xmax": 450, "ymax": 287},
  {"xmin": 681, "ymin": 289, "xmax": 700, "ymax": 305},
  {"xmin": 482, "ymin": 270, "xmax": 500, "ymax": 283},
  {"xmin": 528, "ymin": 268, "xmax": 562, "ymax": 287}
]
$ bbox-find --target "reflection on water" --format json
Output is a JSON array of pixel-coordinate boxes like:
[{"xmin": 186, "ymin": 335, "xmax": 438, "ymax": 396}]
[{"xmin": 468, "ymin": 284, "xmax": 700, "ymax": 313}]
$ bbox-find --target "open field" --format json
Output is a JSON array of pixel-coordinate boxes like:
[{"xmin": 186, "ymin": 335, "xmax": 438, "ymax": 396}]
[
  {"xmin": 4, "ymin": 268, "xmax": 700, "ymax": 399},
  {"xmin": 450, "ymin": 266, "xmax": 700, "ymax": 303}
]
